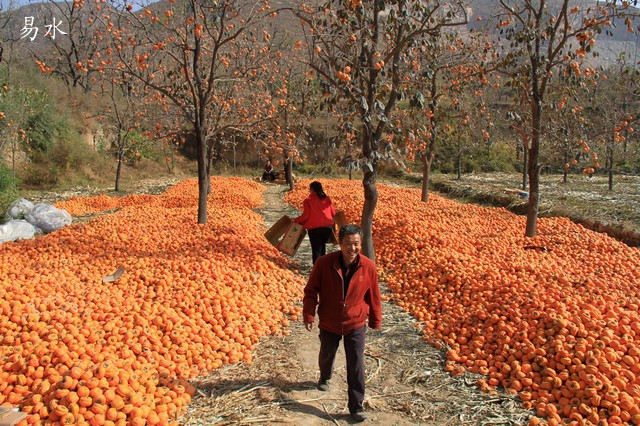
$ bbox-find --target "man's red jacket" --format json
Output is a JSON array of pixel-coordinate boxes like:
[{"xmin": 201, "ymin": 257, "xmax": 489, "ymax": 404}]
[{"xmin": 303, "ymin": 251, "xmax": 382, "ymax": 335}]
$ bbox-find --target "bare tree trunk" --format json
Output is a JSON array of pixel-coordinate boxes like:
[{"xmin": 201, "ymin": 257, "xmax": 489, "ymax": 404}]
[
  {"xmin": 196, "ymin": 127, "xmax": 209, "ymax": 224},
  {"xmin": 206, "ymin": 151, "xmax": 213, "ymax": 195},
  {"xmin": 421, "ymin": 152, "xmax": 434, "ymax": 202},
  {"xmin": 522, "ymin": 137, "xmax": 528, "ymax": 191},
  {"xmin": 608, "ymin": 140, "xmax": 614, "ymax": 191},
  {"xmin": 233, "ymin": 137, "xmax": 237, "ymax": 176},
  {"xmin": 563, "ymin": 148, "xmax": 568, "ymax": 184},
  {"xmin": 115, "ymin": 155, "xmax": 123, "ymax": 192},
  {"xmin": 525, "ymin": 101, "xmax": 541, "ymax": 237},
  {"xmin": 361, "ymin": 165, "xmax": 378, "ymax": 263},
  {"xmin": 286, "ymin": 157, "xmax": 294, "ymax": 191},
  {"xmin": 456, "ymin": 134, "xmax": 462, "ymax": 180},
  {"xmin": 623, "ymin": 100, "xmax": 629, "ymax": 154},
  {"xmin": 422, "ymin": 104, "xmax": 437, "ymax": 202},
  {"xmin": 115, "ymin": 131, "xmax": 123, "ymax": 192},
  {"xmin": 325, "ymin": 129, "xmax": 331, "ymax": 162},
  {"xmin": 12, "ymin": 133, "xmax": 16, "ymax": 177}
]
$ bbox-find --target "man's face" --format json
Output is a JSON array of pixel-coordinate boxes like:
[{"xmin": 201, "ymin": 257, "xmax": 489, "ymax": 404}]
[{"xmin": 340, "ymin": 233, "xmax": 361, "ymax": 265}]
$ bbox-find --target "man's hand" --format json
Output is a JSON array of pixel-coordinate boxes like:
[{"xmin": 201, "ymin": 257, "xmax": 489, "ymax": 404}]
[{"xmin": 304, "ymin": 322, "xmax": 313, "ymax": 331}]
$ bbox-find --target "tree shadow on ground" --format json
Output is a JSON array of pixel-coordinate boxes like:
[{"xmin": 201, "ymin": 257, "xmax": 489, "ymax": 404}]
[
  {"xmin": 192, "ymin": 377, "xmax": 365, "ymax": 424},
  {"xmin": 277, "ymin": 395, "xmax": 359, "ymax": 424},
  {"xmin": 194, "ymin": 377, "xmax": 315, "ymax": 394}
]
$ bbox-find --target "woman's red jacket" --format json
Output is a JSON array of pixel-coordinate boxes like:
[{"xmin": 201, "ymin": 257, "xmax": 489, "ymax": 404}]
[{"xmin": 294, "ymin": 193, "xmax": 335, "ymax": 230}]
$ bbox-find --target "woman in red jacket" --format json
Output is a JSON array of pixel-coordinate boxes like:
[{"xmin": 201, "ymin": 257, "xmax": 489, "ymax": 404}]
[{"xmin": 294, "ymin": 181, "xmax": 336, "ymax": 264}]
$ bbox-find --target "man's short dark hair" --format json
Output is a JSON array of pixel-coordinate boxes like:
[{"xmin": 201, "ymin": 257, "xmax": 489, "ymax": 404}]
[{"xmin": 339, "ymin": 224, "xmax": 362, "ymax": 242}]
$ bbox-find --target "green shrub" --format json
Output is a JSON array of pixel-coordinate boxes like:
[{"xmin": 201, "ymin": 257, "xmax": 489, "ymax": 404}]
[
  {"xmin": 125, "ymin": 130, "xmax": 158, "ymax": 162},
  {"xmin": 24, "ymin": 108, "xmax": 64, "ymax": 153},
  {"xmin": 0, "ymin": 164, "xmax": 19, "ymax": 214},
  {"xmin": 617, "ymin": 152, "xmax": 640, "ymax": 174},
  {"xmin": 478, "ymin": 144, "xmax": 518, "ymax": 173},
  {"xmin": 49, "ymin": 133, "xmax": 102, "ymax": 170},
  {"xmin": 435, "ymin": 137, "xmax": 518, "ymax": 174},
  {"xmin": 20, "ymin": 163, "xmax": 60, "ymax": 188},
  {"xmin": 0, "ymin": 83, "xmax": 68, "ymax": 155},
  {"xmin": 295, "ymin": 162, "xmax": 343, "ymax": 177},
  {"xmin": 377, "ymin": 160, "xmax": 406, "ymax": 178}
]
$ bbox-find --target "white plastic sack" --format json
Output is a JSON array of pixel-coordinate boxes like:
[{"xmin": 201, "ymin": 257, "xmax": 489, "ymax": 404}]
[
  {"xmin": 25, "ymin": 204, "xmax": 72, "ymax": 234},
  {"xmin": 0, "ymin": 220, "xmax": 37, "ymax": 243},
  {"xmin": 6, "ymin": 198, "xmax": 35, "ymax": 220}
]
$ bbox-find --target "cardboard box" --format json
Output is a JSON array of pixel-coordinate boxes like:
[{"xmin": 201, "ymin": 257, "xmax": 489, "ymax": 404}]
[
  {"xmin": 329, "ymin": 229, "xmax": 339, "ymax": 246},
  {"xmin": 277, "ymin": 222, "xmax": 306, "ymax": 256},
  {"xmin": 334, "ymin": 211, "xmax": 348, "ymax": 229},
  {"xmin": 264, "ymin": 216, "xmax": 307, "ymax": 256},
  {"xmin": 0, "ymin": 407, "xmax": 27, "ymax": 426},
  {"xmin": 264, "ymin": 215, "xmax": 292, "ymax": 246},
  {"xmin": 329, "ymin": 211, "xmax": 349, "ymax": 245}
]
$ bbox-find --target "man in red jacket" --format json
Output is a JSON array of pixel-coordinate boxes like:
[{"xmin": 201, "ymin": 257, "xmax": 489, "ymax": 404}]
[{"xmin": 303, "ymin": 224, "xmax": 382, "ymax": 422}]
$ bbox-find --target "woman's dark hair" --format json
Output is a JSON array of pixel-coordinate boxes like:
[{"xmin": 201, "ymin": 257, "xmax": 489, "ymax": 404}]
[
  {"xmin": 310, "ymin": 181, "xmax": 327, "ymax": 199},
  {"xmin": 339, "ymin": 224, "xmax": 362, "ymax": 242}
]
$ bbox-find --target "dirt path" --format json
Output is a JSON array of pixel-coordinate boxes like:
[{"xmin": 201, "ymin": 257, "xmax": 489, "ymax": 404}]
[{"xmin": 179, "ymin": 183, "xmax": 531, "ymax": 425}]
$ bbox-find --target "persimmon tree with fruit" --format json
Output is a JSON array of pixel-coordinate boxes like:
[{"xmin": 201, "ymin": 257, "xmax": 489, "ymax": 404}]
[
  {"xmin": 95, "ymin": 68, "xmax": 149, "ymax": 191},
  {"xmin": 587, "ymin": 107, "xmax": 636, "ymax": 191},
  {"xmin": 199, "ymin": 49, "xmax": 280, "ymax": 183},
  {"xmin": 547, "ymin": 98, "xmax": 589, "ymax": 185},
  {"xmin": 544, "ymin": 62, "xmax": 599, "ymax": 184},
  {"xmin": 496, "ymin": 0, "xmax": 638, "ymax": 237},
  {"xmin": 106, "ymin": 0, "xmax": 277, "ymax": 224},
  {"xmin": 260, "ymin": 41, "xmax": 317, "ymax": 190},
  {"xmin": 293, "ymin": 0, "xmax": 468, "ymax": 261},
  {"xmin": 142, "ymin": 92, "xmax": 188, "ymax": 174},
  {"xmin": 438, "ymin": 92, "xmax": 482, "ymax": 180},
  {"xmin": 406, "ymin": 30, "xmax": 492, "ymax": 201},
  {"xmin": 0, "ymin": 1, "xmax": 16, "ymax": 64},
  {"xmin": 588, "ymin": 55, "xmax": 639, "ymax": 190},
  {"xmin": 31, "ymin": 0, "xmax": 105, "ymax": 94}
]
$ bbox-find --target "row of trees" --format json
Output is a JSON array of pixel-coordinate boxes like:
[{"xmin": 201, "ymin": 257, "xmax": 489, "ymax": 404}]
[
  {"xmin": 1, "ymin": 0, "xmax": 639, "ymax": 260},
  {"xmin": 292, "ymin": 0, "xmax": 640, "ymax": 259}
]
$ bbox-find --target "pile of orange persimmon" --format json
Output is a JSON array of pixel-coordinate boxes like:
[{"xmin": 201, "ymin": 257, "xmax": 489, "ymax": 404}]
[
  {"xmin": 0, "ymin": 177, "xmax": 303, "ymax": 425},
  {"xmin": 287, "ymin": 179, "xmax": 640, "ymax": 426}
]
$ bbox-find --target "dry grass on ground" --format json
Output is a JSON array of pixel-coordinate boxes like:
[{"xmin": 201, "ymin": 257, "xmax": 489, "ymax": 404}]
[{"xmin": 427, "ymin": 172, "xmax": 640, "ymax": 246}]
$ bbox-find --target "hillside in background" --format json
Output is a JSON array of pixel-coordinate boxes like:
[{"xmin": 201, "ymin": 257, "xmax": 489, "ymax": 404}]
[
  {"xmin": 0, "ymin": 0, "xmax": 638, "ymax": 208},
  {"xmin": 465, "ymin": 0, "xmax": 640, "ymax": 67},
  {"xmin": 2, "ymin": 0, "xmax": 639, "ymax": 67}
]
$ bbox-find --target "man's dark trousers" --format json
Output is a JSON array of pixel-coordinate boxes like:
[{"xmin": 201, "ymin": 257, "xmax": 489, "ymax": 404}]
[{"xmin": 318, "ymin": 325, "xmax": 366, "ymax": 414}]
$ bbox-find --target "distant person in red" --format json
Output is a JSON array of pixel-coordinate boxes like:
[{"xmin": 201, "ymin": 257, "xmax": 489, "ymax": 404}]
[
  {"xmin": 294, "ymin": 181, "xmax": 336, "ymax": 264},
  {"xmin": 303, "ymin": 224, "xmax": 382, "ymax": 422}
]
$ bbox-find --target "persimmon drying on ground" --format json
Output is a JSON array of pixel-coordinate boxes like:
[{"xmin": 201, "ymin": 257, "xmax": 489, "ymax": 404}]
[
  {"xmin": 287, "ymin": 179, "xmax": 640, "ymax": 425},
  {"xmin": 0, "ymin": 177, "xmax": 303, "ymax": 425}
]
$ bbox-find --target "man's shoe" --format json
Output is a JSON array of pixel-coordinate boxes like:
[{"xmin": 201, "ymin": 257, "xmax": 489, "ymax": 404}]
[
  {"xmin": 351, "ymin": 411, "xmax": 368, "ymax": 422},
  {"xmin": 317, "ymin": 378, "xmax": 330, "ymax": 391}
]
